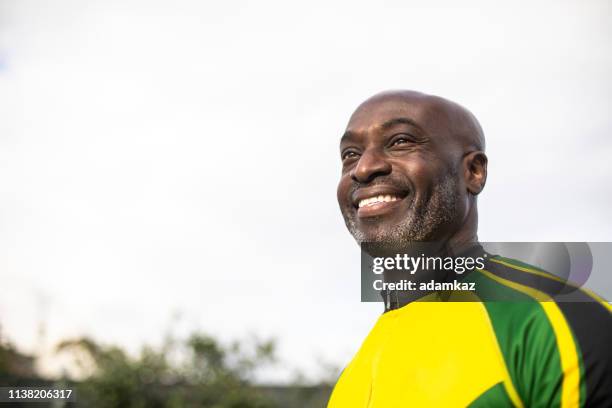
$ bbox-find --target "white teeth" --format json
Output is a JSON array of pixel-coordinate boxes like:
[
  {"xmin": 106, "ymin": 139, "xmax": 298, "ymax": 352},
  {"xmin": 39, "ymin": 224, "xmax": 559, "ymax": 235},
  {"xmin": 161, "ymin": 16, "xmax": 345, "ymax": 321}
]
[{"xmin": 358, "ymin": 195, "xmax": 399, "ymax": 208}]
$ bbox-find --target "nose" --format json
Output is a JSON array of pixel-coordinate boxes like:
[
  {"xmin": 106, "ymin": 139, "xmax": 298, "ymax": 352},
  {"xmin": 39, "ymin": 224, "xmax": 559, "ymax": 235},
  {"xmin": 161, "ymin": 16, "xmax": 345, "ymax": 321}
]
[{"xmin": 351, "ymin": 149, "xmax": 392, "ymax": 184}]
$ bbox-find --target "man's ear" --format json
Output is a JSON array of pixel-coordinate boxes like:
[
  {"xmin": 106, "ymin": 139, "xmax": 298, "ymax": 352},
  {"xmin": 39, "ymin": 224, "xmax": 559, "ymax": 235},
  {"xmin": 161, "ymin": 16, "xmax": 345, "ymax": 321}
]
[{"xmin": 463, "ymin": 151, "xmax": 487, "ymax": 195}]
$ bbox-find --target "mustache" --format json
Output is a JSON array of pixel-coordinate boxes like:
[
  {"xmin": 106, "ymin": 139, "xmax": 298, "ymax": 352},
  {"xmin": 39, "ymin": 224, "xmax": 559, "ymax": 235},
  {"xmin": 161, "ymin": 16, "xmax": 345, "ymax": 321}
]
[{"xmin": 348, "ymin": 174, "xmax": 413, "ymax": 197}]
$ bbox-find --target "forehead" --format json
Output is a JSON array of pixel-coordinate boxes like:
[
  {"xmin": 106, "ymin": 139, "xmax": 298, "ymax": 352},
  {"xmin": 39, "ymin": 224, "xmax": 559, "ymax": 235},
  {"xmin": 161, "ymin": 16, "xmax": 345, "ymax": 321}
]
[{"xmin": 345, "ymin": 94, "xmax": 449, "ymax": 137}]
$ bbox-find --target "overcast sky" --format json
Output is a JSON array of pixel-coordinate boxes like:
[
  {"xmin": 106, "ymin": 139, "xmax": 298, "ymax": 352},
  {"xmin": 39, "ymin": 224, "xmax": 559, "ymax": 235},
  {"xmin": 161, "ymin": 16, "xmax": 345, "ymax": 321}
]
[{"xmin": 0, "ymin": 0, "xmax": 611, "ymax": 381}]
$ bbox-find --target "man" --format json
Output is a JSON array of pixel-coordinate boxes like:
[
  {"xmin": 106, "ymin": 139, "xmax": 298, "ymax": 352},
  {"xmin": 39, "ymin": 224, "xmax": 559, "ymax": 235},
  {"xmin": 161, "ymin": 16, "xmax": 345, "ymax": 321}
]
[{"xmin": 328, "ymin": 90, "xmax": 611, "ymax": 407}]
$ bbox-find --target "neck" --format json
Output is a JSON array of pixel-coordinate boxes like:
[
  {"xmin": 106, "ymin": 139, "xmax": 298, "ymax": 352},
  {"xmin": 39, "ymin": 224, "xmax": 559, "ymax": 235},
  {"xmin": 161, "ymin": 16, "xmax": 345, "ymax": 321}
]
[
  {"xmin": 445, "ymin": 197, "xmax": 479, "ymax": 253},
  {"xmin": 379, "ymin": 202, "xmax": 482, "ymax": 311}
]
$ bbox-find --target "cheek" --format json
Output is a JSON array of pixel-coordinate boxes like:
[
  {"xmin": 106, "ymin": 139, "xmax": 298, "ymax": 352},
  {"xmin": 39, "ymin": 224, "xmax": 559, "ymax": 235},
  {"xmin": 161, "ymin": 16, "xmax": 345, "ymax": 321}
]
[
  {"xmin": 410, "ymin": 166, "xmax": 431, "ymax": 186},
  {"xmin": 337, "ymin": 176, "xmax": 351, "ymax": 207},
  {"xmin": 395, "ymin": 159, "xmax": 436, "ymax": 191}
]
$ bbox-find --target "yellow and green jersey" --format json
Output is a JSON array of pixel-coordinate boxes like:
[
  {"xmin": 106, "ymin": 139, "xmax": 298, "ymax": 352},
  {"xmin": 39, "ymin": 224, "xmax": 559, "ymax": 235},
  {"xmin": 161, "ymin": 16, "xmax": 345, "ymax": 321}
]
[{"xmin": 327, "ymin": 255, "xmax": 612, "ymax": 408}]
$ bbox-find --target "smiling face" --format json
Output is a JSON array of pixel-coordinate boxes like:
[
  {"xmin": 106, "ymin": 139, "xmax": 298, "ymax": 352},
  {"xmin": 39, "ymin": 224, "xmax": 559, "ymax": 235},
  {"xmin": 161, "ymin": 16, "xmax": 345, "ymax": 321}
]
[{"xmin": 337, "ymin": 91, "xmax": 486, "ymax": 248}]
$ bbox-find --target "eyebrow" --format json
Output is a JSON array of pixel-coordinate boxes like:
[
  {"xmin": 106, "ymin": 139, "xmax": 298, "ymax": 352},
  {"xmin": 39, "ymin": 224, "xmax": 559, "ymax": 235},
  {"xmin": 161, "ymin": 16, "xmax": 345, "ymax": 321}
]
[
  {"xmin": 340, "ymin": 130, "xmax": 355, "ymax": 144},
  {"xmin": 340, "ymin": 116, "xmax": 424, "ymax": 144}
]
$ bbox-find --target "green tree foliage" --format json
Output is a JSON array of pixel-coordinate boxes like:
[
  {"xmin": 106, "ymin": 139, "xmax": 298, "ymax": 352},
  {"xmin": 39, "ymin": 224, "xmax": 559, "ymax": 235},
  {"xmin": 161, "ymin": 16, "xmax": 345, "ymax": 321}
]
[{"xmin": 56, "ymin": 333, "xmax": 277, "ymax": 408}]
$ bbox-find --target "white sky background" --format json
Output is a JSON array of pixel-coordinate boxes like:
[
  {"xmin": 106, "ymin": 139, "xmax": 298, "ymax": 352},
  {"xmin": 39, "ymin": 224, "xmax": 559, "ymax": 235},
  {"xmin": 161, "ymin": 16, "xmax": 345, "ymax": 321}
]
[{"xmin": 0, "ymin": 0, "xmax": 610, "ymax": 382}]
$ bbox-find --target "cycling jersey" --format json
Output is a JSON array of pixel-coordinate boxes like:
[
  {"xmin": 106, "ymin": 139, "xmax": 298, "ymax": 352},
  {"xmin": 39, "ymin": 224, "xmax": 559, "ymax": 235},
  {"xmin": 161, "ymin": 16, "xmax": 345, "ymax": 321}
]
[{"xmin": 327, "ymin": 255, "xmax": 612, "ymax": 407}]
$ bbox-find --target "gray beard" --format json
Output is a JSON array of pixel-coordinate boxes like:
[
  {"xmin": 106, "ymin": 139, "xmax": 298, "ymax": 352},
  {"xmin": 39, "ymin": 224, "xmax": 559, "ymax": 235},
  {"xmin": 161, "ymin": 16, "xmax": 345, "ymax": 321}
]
[{"xmin": 346, "ymin": 174, "xmax": 461, "ymax": 247}]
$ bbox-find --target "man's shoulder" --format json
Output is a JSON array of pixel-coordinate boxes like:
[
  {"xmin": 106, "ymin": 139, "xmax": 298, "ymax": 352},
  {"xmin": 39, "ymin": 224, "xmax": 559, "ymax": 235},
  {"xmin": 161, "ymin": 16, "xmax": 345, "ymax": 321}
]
[
  {"xmin": 474, "ymin": 255, "xmax": 612, "ymax": 407},
  {"xmin": 467, "ymin": 254, "xmax": 610, "ymax": 356}
]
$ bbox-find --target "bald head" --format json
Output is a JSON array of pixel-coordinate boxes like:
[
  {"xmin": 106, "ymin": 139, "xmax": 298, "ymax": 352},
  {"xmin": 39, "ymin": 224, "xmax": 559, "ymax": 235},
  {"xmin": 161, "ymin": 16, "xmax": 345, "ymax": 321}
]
[
  {"xmin": 349, "ymin": 90, "xmax": 485, "ymax": 153},
  {"xmin": 337, "ymin": 90, "xmax": 488, "ymax": 248}
]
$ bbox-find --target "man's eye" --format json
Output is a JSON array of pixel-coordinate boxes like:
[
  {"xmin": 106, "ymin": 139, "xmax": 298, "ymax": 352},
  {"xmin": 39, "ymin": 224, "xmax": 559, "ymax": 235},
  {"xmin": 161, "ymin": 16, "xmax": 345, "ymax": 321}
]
[
  {"xmin": 391, "ymin": 137, "xmax": 411, "ymax": 147},
  {"xmin": 342, "ymin": 151, "xmax": 359, "ymax": 160}
]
